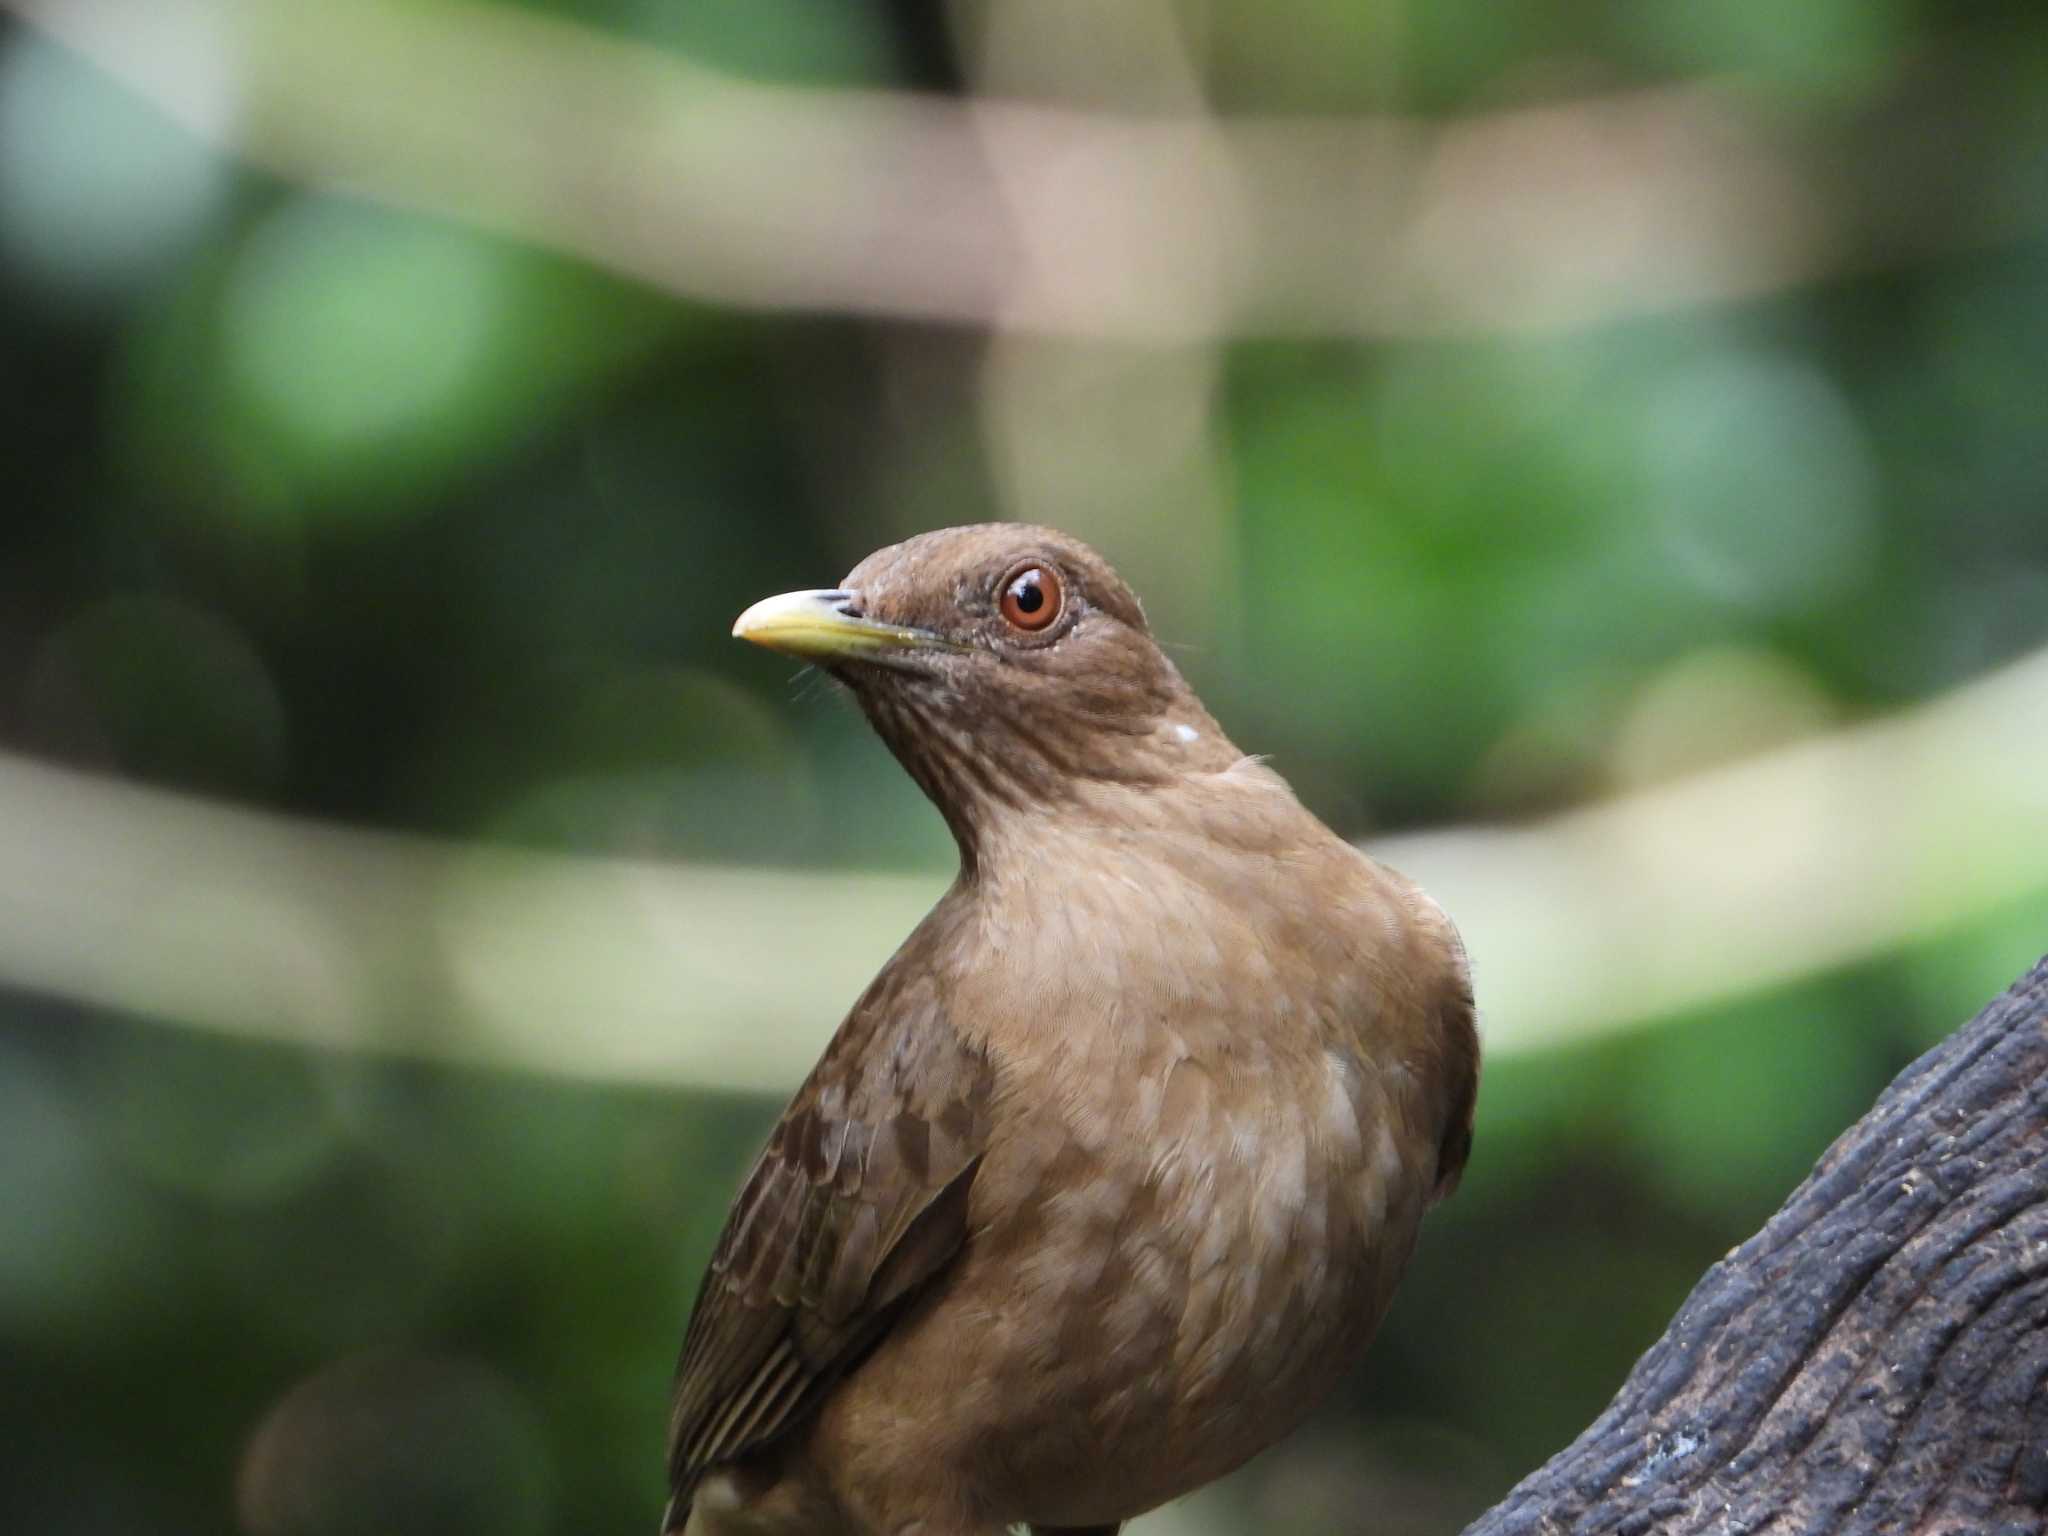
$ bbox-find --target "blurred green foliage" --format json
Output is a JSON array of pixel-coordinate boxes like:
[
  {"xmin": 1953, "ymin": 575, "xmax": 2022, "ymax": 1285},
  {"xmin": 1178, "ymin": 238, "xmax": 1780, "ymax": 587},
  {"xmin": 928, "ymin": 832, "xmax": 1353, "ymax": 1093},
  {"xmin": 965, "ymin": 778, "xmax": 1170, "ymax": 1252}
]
[{"xmin": 2, "ymin": 2, "xmax": 2046, "ymax": 1534}]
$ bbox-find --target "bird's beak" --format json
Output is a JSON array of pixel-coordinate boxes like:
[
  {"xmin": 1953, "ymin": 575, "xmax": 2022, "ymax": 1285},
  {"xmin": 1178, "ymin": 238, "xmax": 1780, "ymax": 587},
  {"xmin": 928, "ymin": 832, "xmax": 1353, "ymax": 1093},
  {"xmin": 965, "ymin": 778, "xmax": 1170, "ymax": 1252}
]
[{"xmin": 731, "ymin": 589, "xmax": 961, "ymax": 662}]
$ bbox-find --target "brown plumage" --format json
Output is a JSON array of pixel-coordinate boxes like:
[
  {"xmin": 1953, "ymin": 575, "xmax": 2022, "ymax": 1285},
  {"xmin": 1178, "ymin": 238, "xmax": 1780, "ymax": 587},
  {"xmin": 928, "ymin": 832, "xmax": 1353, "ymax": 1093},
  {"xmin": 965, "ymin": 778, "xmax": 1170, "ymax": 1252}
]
[{"xmin": 669, "ymin": 525, "xmax": 1478, "ymax": 1536}]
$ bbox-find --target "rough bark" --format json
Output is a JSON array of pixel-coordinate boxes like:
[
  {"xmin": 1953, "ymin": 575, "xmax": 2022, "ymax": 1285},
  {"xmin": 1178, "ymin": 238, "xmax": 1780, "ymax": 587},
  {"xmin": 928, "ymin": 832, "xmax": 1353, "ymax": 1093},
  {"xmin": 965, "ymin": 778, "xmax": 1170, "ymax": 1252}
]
[{"xmin": 1463, "ymin": 956, "xmax": 2048, "ymax": 1536}]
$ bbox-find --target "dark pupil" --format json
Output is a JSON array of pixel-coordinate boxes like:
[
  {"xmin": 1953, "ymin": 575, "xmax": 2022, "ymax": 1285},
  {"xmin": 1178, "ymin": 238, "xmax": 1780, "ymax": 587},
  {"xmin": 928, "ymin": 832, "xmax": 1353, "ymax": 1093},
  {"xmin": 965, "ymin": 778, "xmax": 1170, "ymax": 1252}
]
[{"xmin": 1012, "ymin": 578, "xmax": 1044, "ymax": 614}]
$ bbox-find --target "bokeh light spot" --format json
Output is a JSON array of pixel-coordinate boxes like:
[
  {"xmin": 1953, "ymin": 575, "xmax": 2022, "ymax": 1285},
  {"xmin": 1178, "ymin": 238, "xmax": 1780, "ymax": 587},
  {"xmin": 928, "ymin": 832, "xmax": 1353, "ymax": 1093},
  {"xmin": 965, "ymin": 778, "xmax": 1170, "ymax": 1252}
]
[
  {"xmin": 221, "ymin": 198, "xmax": 518, "ymax": 495},
  {"xmin": 0, "ymin": 1031, "xmax": 148, "ymax": 1335},
  {"xmin": 83, "ymin": 1029, "xmax": 343, "ymax": 1208},
  {"xmin": 1624, "ymin": 0, "xmax": 1911, "ymax": 95},
  {"xmin": 1644, "ymin": 349, "xmax": 1877, "ymax": 615},
  {"xmin": 1607, "ymin": 645, "xmax": 1840, "ymax": 790},
  {"xmin": 0, "ymin": 35, "xmax": 230, "ymax": 307},
  {"xmin": 239, "ymin": 1354, "xmax": 553, "ymax": 1536},
  {"xmin": 23, "ymin": 595, "xmax": 288, "ymax": 797}
]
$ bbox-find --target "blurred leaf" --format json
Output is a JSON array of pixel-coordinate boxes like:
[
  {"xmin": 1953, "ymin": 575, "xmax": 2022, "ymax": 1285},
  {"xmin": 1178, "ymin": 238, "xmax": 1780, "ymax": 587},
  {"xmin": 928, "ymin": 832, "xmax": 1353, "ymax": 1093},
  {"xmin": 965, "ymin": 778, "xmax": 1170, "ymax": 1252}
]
[
  {"xmin": 1619, "ymin": 984, "xmax": 1885, "ymax": 1225},
  {"xmin": 121, "ymin": 197, "xmax": 682, "ymax": 527},
  {"xmin": 1619, "ymin": 0, "xmax": 1912, "ymax": 97}
]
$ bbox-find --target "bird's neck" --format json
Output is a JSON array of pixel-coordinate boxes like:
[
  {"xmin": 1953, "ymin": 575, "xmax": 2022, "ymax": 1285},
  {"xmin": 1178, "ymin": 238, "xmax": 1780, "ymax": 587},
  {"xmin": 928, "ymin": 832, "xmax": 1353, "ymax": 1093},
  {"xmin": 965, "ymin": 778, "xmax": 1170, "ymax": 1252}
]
[{"xmin": 857, "ymin": 682, "xmax": 1252, "ymax": 875}]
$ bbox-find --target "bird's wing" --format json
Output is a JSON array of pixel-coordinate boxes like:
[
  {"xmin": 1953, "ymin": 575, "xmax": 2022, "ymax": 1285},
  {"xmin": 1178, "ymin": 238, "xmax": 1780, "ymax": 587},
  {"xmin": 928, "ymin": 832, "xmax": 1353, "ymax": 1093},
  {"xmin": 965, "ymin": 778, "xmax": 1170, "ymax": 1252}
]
[{"xmin": 665, "ymin": 967, "xmax": 994, "ymax": 1528}]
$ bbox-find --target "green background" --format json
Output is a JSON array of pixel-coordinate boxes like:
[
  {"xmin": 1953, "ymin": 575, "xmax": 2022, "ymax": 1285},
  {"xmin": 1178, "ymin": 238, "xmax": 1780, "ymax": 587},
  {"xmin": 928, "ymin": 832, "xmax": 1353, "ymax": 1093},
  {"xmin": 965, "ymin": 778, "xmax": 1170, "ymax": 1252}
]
[{"xmin": 3, "ymin": 2, "xmax": 2045, "ymax": 1533}]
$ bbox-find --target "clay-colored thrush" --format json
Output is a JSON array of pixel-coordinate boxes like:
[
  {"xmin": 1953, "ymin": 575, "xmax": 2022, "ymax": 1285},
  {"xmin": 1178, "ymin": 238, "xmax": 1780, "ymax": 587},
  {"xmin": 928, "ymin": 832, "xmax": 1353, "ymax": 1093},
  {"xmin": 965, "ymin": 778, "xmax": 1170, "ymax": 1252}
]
[{"xmin": 669, "ymin": 525, "xmax": 1477, "ymax": 1536}]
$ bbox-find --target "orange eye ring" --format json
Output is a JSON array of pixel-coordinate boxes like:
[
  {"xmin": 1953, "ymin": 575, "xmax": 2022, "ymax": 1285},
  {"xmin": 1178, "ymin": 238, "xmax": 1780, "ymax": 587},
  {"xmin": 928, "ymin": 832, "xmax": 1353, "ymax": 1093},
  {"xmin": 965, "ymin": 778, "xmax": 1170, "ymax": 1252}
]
[{"xmin": 998, "ymin": 564, "xmax": 1063, "ymax": 632}]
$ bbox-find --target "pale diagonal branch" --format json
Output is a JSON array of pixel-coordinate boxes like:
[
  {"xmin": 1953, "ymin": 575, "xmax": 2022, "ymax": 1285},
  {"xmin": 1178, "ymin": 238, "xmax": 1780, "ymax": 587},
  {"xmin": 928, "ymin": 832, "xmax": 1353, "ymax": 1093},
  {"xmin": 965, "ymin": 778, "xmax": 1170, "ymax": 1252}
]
[
  {"xmin": 0, "ymin": 645, "xmax": 2040, "ymax": 1092},
  {"xmin": 4, "ymin": 0, "xmax": 2036, "ymax": 340}
]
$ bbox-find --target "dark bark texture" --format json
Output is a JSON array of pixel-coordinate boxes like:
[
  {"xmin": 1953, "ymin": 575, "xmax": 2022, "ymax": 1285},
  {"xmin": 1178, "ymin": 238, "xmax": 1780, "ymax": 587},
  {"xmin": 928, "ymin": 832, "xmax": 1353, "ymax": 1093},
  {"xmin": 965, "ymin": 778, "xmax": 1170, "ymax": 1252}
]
[{"xmin": 1463, "ymin": 956, "xmax": 2048, "ymax": 1536}]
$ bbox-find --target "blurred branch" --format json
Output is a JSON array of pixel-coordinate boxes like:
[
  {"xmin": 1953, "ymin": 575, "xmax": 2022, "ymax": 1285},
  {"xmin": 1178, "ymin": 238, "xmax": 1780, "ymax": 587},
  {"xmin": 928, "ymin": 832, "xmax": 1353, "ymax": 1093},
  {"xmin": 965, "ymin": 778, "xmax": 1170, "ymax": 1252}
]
[
  {"xmin": 0, "ymin": 646, "xmax": 2043, "ymax": 1091},
  {"xmin": 1461, "ymin": 957, "xmax": 2048, "ymax": 1536},
  {"xmin": 7, "ymin": 0, "xmax": 2039, "ymax": 339}
]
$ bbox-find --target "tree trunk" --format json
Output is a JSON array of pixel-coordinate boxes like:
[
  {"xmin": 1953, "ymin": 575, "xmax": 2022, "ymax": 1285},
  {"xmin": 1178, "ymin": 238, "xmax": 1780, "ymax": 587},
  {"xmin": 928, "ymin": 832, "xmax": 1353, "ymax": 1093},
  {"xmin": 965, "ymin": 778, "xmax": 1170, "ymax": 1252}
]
[{"xmin": 1462, "ymin": 957, "xmax": 2048, "ymax": 1536}]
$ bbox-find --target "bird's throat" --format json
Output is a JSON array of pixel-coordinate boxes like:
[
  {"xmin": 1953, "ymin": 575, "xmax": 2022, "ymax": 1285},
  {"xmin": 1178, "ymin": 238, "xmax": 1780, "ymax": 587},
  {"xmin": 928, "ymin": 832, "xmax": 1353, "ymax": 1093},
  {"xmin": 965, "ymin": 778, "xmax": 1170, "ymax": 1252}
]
[{"xmin": 851, "ymin": 671, "xmax": 1242, "ymax": 873}]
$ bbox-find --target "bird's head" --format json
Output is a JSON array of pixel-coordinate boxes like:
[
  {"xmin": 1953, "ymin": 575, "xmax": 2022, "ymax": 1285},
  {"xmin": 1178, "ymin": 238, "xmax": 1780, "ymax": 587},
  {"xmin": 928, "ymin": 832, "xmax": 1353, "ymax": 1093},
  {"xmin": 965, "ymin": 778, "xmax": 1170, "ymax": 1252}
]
[{"xmin": 733, "ymin": 524, "xmax": 1239, "ymax": 861}]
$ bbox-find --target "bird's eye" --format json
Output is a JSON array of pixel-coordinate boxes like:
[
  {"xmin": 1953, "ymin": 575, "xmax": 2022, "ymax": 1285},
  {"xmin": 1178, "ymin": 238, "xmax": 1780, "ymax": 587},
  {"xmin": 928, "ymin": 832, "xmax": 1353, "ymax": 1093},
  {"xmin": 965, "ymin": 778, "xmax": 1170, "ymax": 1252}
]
[{"xmin": 998, "ymin": 564, "xmax": 1063, "ymax": 632}]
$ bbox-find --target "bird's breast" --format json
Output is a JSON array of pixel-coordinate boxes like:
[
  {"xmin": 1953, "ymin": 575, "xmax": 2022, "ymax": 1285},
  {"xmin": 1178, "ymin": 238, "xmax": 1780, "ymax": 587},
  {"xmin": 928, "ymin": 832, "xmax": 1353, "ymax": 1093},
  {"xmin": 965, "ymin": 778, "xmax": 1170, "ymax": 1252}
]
[
  {"xmin": 915, "ymin": 814, "xmax": 1453, "ymax": 1522},
  {"xmin": 953, "ymin": 975, "xmax": 1431, "ymax": 1518}
]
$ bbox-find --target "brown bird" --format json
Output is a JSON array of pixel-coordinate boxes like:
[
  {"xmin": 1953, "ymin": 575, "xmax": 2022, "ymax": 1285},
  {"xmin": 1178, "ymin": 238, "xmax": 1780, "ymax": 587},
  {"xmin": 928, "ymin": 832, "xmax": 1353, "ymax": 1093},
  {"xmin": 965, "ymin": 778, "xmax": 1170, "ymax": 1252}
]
[{"xmin": 668, "ymin": 525, "xmax": 1477, "ymax": 1536}]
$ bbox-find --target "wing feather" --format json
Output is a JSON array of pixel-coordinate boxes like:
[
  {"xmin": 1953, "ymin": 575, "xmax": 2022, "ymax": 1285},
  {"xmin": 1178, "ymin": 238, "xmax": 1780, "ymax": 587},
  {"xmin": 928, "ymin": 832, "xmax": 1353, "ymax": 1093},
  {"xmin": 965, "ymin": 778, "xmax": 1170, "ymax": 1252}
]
[{"xmin": 665, "ymin": 957, "xmax": 993, "ymax": 1528}]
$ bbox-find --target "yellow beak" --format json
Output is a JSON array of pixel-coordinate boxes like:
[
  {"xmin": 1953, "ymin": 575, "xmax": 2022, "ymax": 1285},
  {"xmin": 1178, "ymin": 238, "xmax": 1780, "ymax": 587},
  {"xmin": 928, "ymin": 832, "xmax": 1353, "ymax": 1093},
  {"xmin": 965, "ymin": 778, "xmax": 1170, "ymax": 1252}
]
[{"xmin": 731, "ymin": 589, "xmax": 960, "ymax": 662}]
